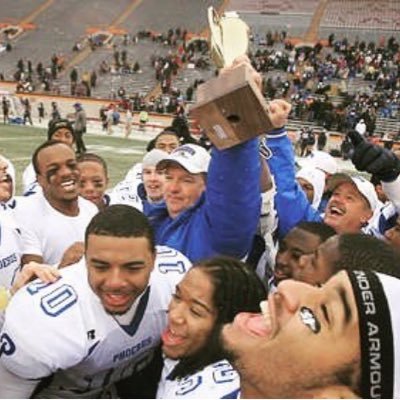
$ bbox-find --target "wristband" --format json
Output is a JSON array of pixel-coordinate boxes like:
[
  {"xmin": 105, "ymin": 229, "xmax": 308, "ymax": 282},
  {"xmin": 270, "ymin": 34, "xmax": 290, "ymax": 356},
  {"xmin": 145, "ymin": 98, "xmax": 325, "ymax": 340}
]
[{"xmin": 265, "ymin": 127, "xmax": 286, "ymax": 139}]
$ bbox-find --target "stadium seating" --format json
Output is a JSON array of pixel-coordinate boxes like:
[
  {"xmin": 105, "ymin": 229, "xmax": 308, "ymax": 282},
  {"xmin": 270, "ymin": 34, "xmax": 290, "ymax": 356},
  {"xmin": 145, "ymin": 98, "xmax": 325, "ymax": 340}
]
[{"xmin": 321, "ymin": 0, "xmax": 400, "ymax": 30}]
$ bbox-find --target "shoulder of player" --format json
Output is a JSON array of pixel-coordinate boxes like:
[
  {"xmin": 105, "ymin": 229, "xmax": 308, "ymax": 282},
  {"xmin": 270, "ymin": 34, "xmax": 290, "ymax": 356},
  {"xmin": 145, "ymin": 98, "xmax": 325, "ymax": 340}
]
[
  {"xmin": 153, "ymin": 245, "xmax": 192, "ymax": 277},
  {"xmin": 162, "ymin": 359, "xmax": 239, "ymax": 398},
  {"xmin": 12, "ymin": 194, "xmax": 42, "ymax": 217},
  {"xmin": 188, "ymin": 360, "xmax": 239, "ymax": 394},
  {"xmin": 147, "ymin": 246, "xmax": 191, "ymax": 303},
  {"xmin": 77, "ymin": 196, "xmax": 99, "ymax": 215},
  {"xmin": 1, "ymin": 263, "xmax": 91, "ymax": 376},
  {"xmin": 9, "ymin": 261, "xmax": 87, "ymax": 317}
]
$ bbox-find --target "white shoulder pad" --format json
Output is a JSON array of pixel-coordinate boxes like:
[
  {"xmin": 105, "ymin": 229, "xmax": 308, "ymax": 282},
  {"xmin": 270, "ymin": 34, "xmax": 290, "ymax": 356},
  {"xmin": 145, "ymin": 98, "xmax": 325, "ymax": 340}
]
[
  {"xmin": 124, "ymin": 162, "xmax": 143, "ymax": 182},
  {"xmin": 0, "ymin": 270, "xmax": 88, "ymax": 379},
  {"xmin": 154, "ymin": 245, "xmax": 192, "ymax": 276},
  {"xmin": 108, "ymin": 179, "xmax": 143, "ymax": 210}
]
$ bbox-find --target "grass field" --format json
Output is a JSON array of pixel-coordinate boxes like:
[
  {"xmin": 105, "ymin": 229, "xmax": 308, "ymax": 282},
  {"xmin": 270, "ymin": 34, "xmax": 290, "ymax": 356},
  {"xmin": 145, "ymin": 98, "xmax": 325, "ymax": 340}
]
[{"xmin": 0, "ymin": 124, "xmax": 149, "ymax": 195}]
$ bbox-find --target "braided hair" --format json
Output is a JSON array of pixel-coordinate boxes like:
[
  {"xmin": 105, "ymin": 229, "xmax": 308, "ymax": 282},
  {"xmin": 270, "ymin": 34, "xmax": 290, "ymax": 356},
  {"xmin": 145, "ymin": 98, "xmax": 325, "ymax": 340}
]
[{"xmin": 169, "ymin": 256, "xmax": 267, "ymax": 379}]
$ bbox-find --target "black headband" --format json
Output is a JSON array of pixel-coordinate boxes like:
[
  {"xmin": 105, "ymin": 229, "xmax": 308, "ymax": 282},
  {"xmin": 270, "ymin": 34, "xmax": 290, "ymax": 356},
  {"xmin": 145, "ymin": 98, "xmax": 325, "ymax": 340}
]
[{"xmin": 347, "ymin": 270, "xmax": 394, "ymax": 398}]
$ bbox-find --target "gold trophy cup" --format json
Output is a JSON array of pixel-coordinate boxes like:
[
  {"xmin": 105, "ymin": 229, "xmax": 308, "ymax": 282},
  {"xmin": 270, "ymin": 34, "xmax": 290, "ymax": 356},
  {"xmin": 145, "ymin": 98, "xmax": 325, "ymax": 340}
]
[{"xmin": 190, "ymin": 7, "xmax": 273, "ymax": 149}]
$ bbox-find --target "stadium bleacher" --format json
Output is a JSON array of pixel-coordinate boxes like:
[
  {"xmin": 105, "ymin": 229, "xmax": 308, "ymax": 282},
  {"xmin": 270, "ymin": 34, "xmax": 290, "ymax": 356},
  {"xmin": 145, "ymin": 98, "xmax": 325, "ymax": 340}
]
[{"xmin": 0, "ymin": 0, "xmax": 398, "ymax": 142}]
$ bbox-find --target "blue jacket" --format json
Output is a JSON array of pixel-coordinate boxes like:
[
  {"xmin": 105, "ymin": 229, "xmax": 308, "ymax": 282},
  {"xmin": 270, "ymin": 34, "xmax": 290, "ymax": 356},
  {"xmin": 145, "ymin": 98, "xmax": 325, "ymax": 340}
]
[
  {"xmin": 265, "ymin": 129, "xmax": 321, "ymax": 239},
  {"xmin": 146, "ymin": 139, "xmax": 261, "ymax": 262}
]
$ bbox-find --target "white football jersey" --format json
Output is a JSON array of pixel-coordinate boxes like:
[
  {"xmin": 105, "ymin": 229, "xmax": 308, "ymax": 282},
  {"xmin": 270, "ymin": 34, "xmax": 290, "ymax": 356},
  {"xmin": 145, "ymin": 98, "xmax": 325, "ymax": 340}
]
[
  {"xmin": 108, "ymin": 172, "xmax": 143, "ymax": 210},
  {"xmin": 0, "ymin": 245, "xmax": 191, "ymax": 398},
  {"xmin": 124, "ymin": 162, "xmax": 143, "ymax": 183},
  {"xmin": 157, "ymin": 358, "xmax": 240, "ymax": 399},
  {"xmin": 14, "ymin": 193, "xmax": 98, "ymax": 265}
]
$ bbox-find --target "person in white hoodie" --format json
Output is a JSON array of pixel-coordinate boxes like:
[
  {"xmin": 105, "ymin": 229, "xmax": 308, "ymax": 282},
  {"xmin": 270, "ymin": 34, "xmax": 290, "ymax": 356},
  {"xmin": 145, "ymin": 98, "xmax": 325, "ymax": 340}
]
[{"xmin": 296, "ymin": 166, "xmax": 325, "ymax": 211}]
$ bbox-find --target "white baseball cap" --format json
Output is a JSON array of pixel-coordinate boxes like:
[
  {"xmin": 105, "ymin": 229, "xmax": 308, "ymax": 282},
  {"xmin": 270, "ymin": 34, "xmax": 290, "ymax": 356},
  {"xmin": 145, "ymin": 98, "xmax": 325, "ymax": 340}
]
[
  {"xmin": 328, "ymin": 173, "xmax": 379, "ymax": 211},
  {"xmin": 157, "ymin": 144, "xmax": 211, "ymax": 174},
  {"xmin": 142, "ymin": 149, "xmax": 169, "ymax": 168}
]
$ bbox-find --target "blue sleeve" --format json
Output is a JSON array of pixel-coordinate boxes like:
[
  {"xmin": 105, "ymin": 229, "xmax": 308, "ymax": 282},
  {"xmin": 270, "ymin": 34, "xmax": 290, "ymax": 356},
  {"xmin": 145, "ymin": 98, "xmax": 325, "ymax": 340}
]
[
  {"xmin": 265, "ymin": 129, "xmax": 321, "ymax": 238},
  {"xmin": 205, "ymin": 139, "xmax": 261, "ymax": 259}
]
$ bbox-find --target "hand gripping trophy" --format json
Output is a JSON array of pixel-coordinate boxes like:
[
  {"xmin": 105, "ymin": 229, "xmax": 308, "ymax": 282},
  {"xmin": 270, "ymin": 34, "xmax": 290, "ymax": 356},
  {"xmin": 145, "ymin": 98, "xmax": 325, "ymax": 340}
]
[{"xmin": 191, "ymin": 7, "xmax": 273, "ymax": 149}]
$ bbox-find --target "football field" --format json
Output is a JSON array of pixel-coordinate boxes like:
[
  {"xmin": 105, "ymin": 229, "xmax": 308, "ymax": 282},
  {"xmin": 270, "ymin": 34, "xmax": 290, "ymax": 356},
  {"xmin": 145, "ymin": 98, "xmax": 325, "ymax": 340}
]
[{"xmin": 0, "ymin": 124, "xmax": 149, "ymax": 195}]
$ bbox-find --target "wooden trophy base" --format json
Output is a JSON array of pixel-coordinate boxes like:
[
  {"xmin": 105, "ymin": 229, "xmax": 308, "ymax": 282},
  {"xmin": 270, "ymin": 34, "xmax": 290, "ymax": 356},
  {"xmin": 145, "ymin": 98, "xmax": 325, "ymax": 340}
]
[{"xmin": 190, "ymin": 63, "xmax": 273, "ymax": 149}]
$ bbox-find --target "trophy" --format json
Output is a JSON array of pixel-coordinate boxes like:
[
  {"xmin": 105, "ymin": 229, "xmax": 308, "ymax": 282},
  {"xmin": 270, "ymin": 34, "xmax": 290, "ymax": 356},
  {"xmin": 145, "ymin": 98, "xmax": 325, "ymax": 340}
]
[{"xmin": 190, "ymin": 7, "xmax": 273, "ymax": 149}]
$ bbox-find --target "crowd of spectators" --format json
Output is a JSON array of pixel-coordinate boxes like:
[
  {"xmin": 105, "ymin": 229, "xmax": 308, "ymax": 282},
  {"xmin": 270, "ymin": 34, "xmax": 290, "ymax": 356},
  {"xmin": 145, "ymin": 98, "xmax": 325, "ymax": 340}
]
[
  {"xmin": 3, "ymin": 23, "xmax": 400, "ymax": 143},
  {"xmin": 14, "ymin": 53, "xmax": 66, "ymax": 94},
  {"xmin": 76, "ymin": 29, "xmax": 400, "ymax": 141},
  {"xmin": 245, "ymin": 33, "xmax": 400, "ymax": 139},
  {"xmin": 1, "ymin": 58, "xmax": 400, "ymax": 397}
]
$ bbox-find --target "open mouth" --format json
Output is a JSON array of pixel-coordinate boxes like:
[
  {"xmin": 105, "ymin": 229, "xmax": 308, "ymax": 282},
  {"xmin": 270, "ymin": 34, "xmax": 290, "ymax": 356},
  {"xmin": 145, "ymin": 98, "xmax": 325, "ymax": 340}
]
[
  {"xmin": 103, "ymin": 292, "xmax": 132, "ymax": 308},
  {"xmin": 162, "ymin": 327, "xmax": 186, "ymax": 347},
  {"xmin": 146, "ymin": 184, "xmax": 161, "ymax": 190},
  {"xmin": 60, "ymin": 179, "xmax": 77, "ymax": 192},
  {"xmin": 328, "ymin": 205, "xmax": 345, "ymax": 216},
  {"xmin": 233, "ymin": 301, "xmax": 275, "ymax": 339}
]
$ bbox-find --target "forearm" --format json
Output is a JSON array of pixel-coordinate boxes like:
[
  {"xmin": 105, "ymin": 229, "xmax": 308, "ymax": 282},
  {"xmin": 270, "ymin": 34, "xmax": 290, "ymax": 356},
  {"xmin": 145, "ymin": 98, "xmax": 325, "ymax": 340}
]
[
  {"xmin": 266, "ymin": 129, "xmax": 321, "ymax": 237},
  {"xmin": 266, "ymin": 129, "xmax": 297, "ymax": 193},
  {"xmin": 207, "ymin": 138, "xmax": 261, "ymax": 257}
]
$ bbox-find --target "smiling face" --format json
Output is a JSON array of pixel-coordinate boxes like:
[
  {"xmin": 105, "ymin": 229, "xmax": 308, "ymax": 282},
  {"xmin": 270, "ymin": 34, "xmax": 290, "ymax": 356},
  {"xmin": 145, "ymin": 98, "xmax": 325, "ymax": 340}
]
[
  {"xmin": 78, "ymin": 160, "xmax": 108, "ymax": 209},
  {"xmin": 274, "ymin": 227, "xmax": 323, "ymax": 284},
  {"xmin": 163, "ymin": 164, "xmax": 206, "ymax": 219},
  {"xmin": 142, "ymin": 165, "xmax": 165, "ymax": 202},
  {"xmin": 162, "ymin": 268, "xmax": 218, "ymax": 359},
  {"xmin": 221, "ymin": 271, "xmax": 360, "ymax": 398},
  {"xmin": 86, "ymin": 234, "xmax": 155, "ymax": 315},
  {"xmin": 36, "ymin": 143, "xmax": 80, "ymax": 206},
  {"xmin": 324, "ymin": 182, "xmax": 372, "ymax": 233}
]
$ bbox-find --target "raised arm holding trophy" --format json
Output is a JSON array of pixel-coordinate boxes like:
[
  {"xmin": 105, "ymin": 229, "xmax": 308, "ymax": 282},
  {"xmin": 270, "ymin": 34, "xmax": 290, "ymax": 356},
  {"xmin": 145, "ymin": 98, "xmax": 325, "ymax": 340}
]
[{"xmin": 190, "ymin": 7, "xmax": 275, "ymax": 149}]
